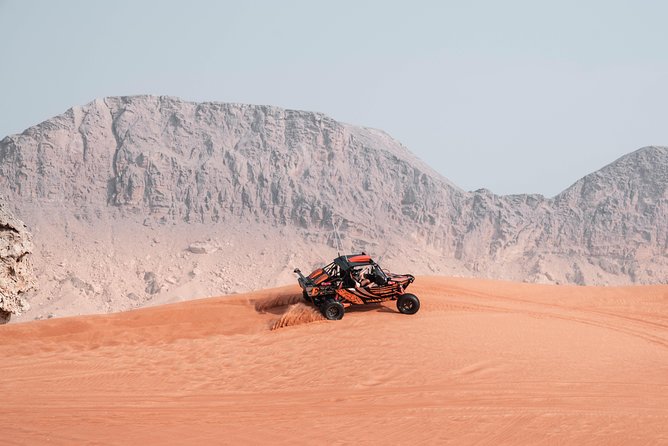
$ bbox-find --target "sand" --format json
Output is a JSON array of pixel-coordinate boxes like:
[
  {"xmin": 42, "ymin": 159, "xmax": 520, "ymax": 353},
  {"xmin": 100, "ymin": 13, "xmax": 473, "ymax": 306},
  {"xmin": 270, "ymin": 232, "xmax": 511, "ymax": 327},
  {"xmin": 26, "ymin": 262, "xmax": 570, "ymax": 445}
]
[{"xmin": 1, "ymin": 277, "xmax": 667, "ymax": 445}]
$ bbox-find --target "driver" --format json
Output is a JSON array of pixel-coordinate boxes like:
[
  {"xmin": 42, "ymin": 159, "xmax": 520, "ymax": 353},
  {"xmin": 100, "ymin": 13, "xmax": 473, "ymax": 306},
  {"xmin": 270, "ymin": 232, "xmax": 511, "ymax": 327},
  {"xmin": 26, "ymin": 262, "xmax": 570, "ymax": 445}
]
[{"xmin": 358, "ymin": 266, "xmax": 375, "ymax": 288}]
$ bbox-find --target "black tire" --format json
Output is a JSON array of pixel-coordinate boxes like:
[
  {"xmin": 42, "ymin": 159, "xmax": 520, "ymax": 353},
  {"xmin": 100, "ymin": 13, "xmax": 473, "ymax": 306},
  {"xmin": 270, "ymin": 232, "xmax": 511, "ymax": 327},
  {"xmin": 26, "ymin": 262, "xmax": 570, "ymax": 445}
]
[
  {"xmin": 321, "ymin": 299, "xmax": 345, "ymax": 320},
  {"xmin": 302, "ymin": 290, "xmax": 310, "ymax": 303},
  {"xmin": 397, "ymin": 293, "xmax": 420, "ymax": 315}
]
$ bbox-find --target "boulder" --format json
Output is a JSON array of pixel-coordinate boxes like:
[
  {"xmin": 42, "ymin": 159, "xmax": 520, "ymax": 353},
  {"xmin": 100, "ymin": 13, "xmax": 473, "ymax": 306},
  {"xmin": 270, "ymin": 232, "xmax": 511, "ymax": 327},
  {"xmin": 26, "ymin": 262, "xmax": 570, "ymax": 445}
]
[{"xmin": 0, "ymin": 200, "xmax": 35, "ymax": 323}]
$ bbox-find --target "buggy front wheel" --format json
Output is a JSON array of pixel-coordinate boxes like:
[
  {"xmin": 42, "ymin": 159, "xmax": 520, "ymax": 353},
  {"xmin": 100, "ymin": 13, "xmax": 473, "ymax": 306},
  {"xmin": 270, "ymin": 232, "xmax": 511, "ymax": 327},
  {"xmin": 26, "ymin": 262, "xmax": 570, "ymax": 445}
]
[{"xmin": 397, "ymin": 293, "xmax": 420, "ymax": 315}]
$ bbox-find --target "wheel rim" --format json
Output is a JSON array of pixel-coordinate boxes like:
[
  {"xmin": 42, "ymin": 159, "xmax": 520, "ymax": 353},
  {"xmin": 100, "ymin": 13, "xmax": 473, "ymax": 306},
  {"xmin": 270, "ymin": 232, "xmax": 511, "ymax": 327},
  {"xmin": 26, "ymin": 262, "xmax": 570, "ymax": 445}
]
[
  {"xmin": 400, "ymin": 299, "xmax": 414, "ymax": 312},
  {"xmin": 326, "ymin": 305, "xmax": 340, "ymax": 319}
]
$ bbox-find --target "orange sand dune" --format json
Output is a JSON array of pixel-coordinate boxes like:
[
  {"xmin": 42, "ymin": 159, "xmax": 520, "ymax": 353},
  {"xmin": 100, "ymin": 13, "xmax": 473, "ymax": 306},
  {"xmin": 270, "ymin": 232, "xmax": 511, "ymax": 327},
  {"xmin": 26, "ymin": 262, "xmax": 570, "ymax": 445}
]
[{"xmin": 2, "ymin": 277, "xmax": 668, "ymax": 445}]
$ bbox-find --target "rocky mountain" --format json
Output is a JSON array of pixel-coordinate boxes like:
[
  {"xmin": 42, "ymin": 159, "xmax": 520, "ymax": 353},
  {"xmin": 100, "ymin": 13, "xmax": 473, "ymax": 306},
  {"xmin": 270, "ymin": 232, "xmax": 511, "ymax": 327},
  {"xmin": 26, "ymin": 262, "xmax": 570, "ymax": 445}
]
[
  {"xmin": 0, "ymin": 199, "xmax": 35, "ymax": 322},
  {"xmin": 0, "ymin": 95, "xmax": 666, "ymax": 320}
]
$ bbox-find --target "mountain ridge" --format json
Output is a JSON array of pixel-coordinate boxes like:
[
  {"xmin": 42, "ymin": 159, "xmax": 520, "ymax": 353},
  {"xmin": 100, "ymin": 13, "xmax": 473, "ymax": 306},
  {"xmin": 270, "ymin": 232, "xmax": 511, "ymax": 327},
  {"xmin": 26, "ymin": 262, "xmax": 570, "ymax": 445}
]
[{"xmin": 0, "ymin": 95, "xmax": 665, "ymax": 320}]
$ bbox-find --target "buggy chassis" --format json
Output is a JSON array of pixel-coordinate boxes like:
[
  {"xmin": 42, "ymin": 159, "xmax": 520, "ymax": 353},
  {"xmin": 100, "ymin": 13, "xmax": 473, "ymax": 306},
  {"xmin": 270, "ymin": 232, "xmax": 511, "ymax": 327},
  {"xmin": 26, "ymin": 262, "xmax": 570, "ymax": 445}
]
[{"xmin": 294, "ymin": 253, "xmax": 420, "ymax": 320}]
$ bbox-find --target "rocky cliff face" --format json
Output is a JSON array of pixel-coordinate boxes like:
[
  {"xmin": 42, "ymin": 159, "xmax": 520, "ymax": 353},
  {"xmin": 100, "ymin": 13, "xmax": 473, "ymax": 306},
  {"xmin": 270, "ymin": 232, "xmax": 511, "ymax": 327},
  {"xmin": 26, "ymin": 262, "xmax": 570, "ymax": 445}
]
[
  {"xmin": 0, "ymin": 200, "xmax": 34, "ymax": 323},
  {"xmin": 0, "ymin": 95, "xmax": 666, "ymax": 320},
  {"xmin": 0, "ymin": 96, "xmax": 459, "ymax": 239},
  {"xmin": 544, "ymin": 146, "xmax": 668, "ymax": 283}
]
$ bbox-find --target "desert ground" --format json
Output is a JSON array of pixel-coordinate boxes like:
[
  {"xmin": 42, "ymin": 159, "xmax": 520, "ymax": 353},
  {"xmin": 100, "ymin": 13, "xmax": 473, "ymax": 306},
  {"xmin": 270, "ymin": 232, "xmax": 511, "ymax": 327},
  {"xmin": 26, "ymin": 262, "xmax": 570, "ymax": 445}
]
[{"xmin": 1, "ymin": 277, "xmax": 667, "ymax": 445}]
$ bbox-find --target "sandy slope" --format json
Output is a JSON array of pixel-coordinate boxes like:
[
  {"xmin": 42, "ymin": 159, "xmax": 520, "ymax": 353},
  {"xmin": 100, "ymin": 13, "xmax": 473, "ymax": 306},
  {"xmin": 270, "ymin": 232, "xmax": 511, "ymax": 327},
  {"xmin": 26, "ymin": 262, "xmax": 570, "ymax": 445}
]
[{"xmin": 1, "ymin": 277, "xmax": 667, "ymax": 445}]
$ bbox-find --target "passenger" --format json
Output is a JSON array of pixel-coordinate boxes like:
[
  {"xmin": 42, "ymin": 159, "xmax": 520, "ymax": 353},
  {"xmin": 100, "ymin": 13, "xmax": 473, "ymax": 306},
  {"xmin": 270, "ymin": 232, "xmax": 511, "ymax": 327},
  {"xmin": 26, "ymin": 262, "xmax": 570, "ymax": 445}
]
[{"xmin": 343, "ymin": 269, "xmax": 358, "ymax": 288}]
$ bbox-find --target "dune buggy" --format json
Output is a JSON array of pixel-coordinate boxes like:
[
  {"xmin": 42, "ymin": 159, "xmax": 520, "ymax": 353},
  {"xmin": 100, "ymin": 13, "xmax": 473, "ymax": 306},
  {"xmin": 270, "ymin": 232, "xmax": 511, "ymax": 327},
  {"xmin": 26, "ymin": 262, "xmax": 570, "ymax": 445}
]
[{"xmin": 294, "ymin": 253, "xmax": 420, "ymax": 320}]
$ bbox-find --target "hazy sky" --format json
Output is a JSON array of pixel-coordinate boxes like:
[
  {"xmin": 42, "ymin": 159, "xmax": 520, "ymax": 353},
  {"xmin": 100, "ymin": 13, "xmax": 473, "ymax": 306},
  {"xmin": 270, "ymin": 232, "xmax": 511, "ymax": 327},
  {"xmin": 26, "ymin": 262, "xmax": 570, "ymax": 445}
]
[{"xmin": 1, "ymin": 1, "xmax": 667, "ymax": 196}]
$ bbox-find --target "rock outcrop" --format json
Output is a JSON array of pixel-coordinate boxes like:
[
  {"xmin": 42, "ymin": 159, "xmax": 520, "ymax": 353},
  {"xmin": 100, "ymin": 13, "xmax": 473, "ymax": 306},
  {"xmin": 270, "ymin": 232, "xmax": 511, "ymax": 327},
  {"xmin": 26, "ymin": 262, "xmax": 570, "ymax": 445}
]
[
  {"xmin": 0, "ymin": 200, "xmax": 34, "ymax": 323},
  {"xmin": 0, "ymin": 95, "xmax": 665, "ymax": 320}
]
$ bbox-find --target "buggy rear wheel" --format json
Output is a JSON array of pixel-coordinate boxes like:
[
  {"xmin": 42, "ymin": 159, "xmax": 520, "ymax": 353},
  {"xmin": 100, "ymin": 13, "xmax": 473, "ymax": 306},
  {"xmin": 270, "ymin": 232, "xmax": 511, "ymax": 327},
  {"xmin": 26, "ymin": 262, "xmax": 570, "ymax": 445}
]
[
  {"xmin": 321, "ymin": 299, "xmax": 345, "ymax": 320},
  {"xmin": 397, "ymin": 293, "xmax": 420, "ymax": 315}
]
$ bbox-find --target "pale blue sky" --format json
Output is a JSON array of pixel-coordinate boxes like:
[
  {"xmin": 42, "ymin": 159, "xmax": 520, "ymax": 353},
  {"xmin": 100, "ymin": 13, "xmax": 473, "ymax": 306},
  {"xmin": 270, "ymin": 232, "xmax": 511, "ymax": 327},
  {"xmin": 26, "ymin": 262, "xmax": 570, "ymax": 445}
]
[{"xmin": 1, "ymin": 0, "xmax": 667, "ymax": 196}]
